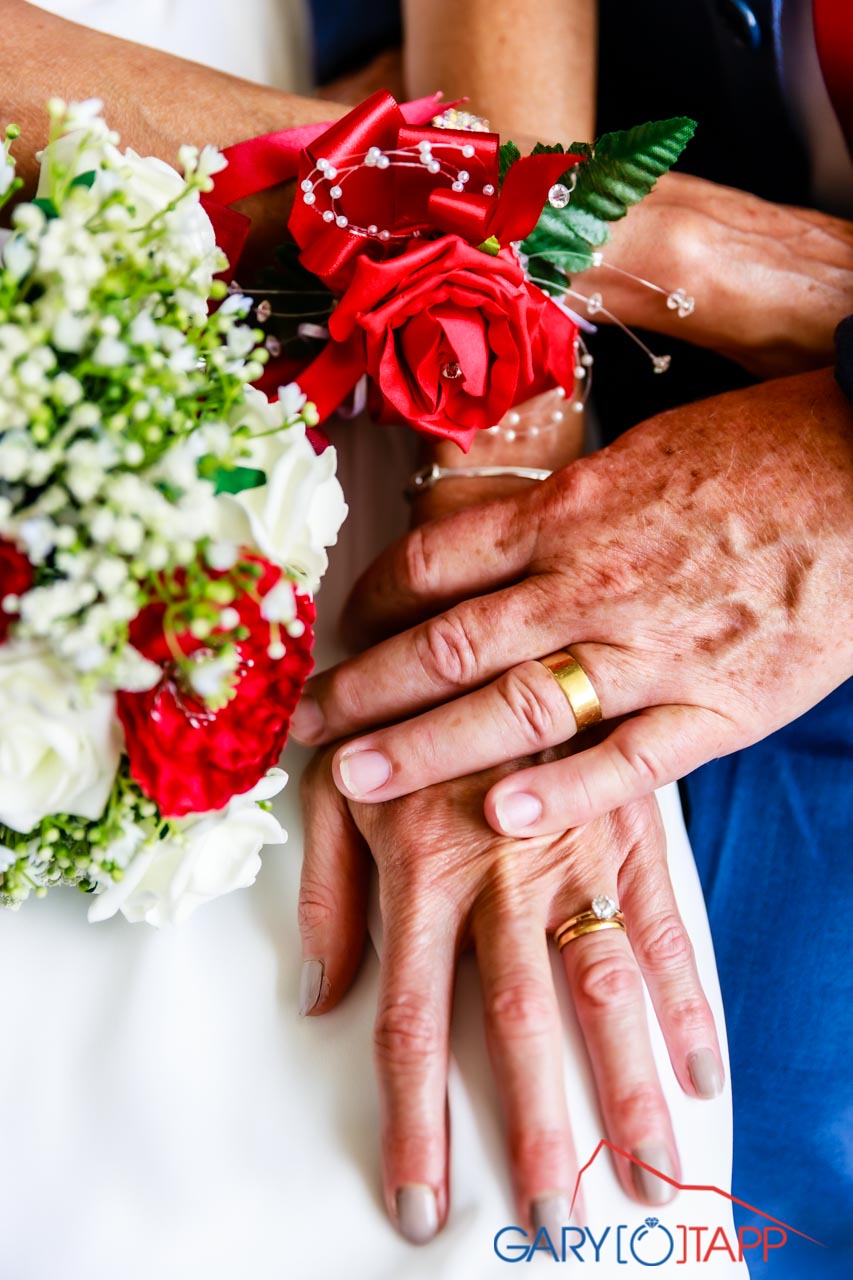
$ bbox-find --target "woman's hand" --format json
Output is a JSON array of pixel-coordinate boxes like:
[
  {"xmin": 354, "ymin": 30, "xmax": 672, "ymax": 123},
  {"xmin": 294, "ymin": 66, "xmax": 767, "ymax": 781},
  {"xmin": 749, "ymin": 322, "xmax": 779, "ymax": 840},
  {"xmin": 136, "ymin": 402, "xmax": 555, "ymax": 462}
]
[
  {"xmin": 291, "ymin": 369, "xmax": 853, "ymax": 838},
  {"xmin": 576, "ymin": 172, "xmax": 853, "ymax": 379},
  {"xmin": 298, "ymin": 749, "xmax": 723, "ymax": 1243}
]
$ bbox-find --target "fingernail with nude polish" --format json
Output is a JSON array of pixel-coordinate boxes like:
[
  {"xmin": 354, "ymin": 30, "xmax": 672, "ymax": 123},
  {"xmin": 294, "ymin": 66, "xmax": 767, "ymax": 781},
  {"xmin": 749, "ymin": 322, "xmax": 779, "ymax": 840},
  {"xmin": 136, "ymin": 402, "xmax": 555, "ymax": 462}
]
[
  {"xmin": 495, "ymin": 791, "xmax": 543, "ymax": 833},
  {"xmin": 688, "ymin": 1048, "xmax": 723, "ymax": 1099},
  {"xmin": 632, "ymin": 1145, "xmax": 677, "ymax": 1205},
  {"xmin": 290, "ymin": 696, "xmax": 325, "ymax": 744},
  {"xmin": 299, "ymin": 959, "xmax": 324, "ymax": 1016},
  {"xmin": 339, "ymin": 749, "xmax": 391, "ymax": 797},
  {"xmin": 531, "ymin": 1193, "xmax": 571, "ymax": 1238},
  {"xmin": 396, "ymin": 1185, "xmax": 439, "ymax": 1244}
]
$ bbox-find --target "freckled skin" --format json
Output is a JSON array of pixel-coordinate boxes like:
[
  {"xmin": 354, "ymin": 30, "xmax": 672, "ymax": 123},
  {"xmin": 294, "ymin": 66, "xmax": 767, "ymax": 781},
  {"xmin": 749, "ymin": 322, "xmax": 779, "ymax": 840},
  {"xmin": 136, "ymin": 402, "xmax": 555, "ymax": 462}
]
[{"xmin": 319, "ymin": 369, "xmax": 853, "ymax": 814}]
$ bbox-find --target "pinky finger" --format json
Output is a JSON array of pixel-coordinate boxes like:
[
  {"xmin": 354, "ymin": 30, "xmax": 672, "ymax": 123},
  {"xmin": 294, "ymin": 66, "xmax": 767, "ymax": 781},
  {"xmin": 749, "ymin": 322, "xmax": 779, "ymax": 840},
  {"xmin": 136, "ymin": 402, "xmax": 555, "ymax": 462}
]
[{"xmin": 618, "ymin": 800, "xmax": 724, "ymax": 1101}]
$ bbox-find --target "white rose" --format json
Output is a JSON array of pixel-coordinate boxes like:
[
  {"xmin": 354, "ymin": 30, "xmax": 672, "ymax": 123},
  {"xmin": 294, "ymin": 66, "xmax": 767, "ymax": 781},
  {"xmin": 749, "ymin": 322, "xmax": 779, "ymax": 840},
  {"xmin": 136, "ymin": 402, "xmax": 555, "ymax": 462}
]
[
  {"xmin": 36, "ymin": 135, "xmax": 217, "ymax": 267},
  {"xmin": 88, "ymin": 770, "xmax": 288, "ymax": 927},
  {"xmin": 0, "ymin": 640, "xmax": 121, "ymax": 833},
  {"xmin": 214, "ymin": 391, "xmax": 347, "ymax": 591}
]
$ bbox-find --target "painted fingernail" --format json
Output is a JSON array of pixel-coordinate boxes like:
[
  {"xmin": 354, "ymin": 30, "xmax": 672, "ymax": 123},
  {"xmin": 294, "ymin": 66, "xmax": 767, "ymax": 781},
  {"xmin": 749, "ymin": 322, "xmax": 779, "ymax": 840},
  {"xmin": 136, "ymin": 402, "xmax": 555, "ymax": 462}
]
[
  {"xmin": 631, "ymin": 1145, "xmax": 678, "ymax": 1205},
  {"xmin": 531, "ymin": 1193, "xmax": 571, "ymax": 1237},
  {"xmin": 495, "ymin": 791, "xmax": 543, "ymax": 833},
  {"xmin": 396, "ymin": 1184, "xmax": 439, "ymax": 1245},
  {"xmin": 688, "ymin": 1048, "xmax": 723, "ymax": 1099},
  {"xmin": 299, "ymin": 958, "xmax": 324, "ymax": 1016},
  {"xmin": 339, "ymin": 748, "xmax": 391, "ymax": 797},
  {"xmin": 290, "ymin": 695, "xmax": 325, "ymax": 744}
]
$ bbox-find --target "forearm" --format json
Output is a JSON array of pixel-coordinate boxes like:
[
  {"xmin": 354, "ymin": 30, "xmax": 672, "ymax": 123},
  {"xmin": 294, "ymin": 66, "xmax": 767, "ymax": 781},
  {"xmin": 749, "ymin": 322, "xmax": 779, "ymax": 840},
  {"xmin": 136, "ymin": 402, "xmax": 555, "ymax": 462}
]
[
  {"xmin": 402, "ymin": 0, "xmax": 596, "ymax": 143},
  {"xmin": 2, "ymin": 0, "xmax": 342, "ymax": 191}
]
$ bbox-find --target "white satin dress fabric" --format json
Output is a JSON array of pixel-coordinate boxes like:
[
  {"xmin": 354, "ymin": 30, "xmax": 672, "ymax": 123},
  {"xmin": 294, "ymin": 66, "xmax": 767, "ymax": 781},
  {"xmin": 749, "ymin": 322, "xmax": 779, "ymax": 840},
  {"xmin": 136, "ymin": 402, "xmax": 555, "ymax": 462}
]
[{"xmin": 4, "ymin": 6, "xmax": 748, "ymax": 1276}]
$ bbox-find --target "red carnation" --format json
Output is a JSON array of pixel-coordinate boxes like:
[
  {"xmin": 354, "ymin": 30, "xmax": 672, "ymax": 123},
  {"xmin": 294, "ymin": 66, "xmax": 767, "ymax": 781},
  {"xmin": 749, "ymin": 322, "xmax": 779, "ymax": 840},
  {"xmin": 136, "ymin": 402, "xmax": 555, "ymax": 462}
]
[
  {"xmin": 0, "ymin": 539, "xmax": 33, "ymax": 643},
  {"xmin": 117, "ymin": 558, "xmax": 315, "ymax": 817}
]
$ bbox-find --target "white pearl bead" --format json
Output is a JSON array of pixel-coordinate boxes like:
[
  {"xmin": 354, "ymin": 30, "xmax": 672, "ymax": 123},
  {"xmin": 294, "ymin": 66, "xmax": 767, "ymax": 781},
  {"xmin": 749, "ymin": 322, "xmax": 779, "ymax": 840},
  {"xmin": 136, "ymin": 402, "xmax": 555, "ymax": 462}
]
[
  {"xmin": 322, "ymin": 209, "xmax": 334, "ymax": 223},
  {"xmin": 428, "ymin": 160, "xmax": 441, "ymax": 174},
  {"xmin": 302, "ymin": 191, "xmax": 315, "ymax": 205},
  {"xmin": 573, "ymin": 401, "xmax": 584, "ymax": 413},
  {"xmin": 483, "ymin": 183, "xmax": 495, "ymax": 196},
  {"xmin": 462, "ymin": 144, "xmax": 475, "ymax": 158},
  {"xmin": 551, "ymin": 409, "xmax": 564, "ymax": 423},
  {"xmin": 504, "ymin": 429, "xmax": 517, "ymax": 441},
  {"xmin": 507, "ymin": 411, "xmax": 521, "ymax": 426},
  {"xmin": 316, "ymin": 158, "xmax": 329, "ymax": 171},
  {"xmin": 367, "ymin": 224, "xmax": 379, "ymax": 235},
  {"xmin": 379, "ymin": 229, "xmax": 391, "ymax": 241},
  {"xmin": 377, "ymin": 155, "xmax": 391, "ymax": 170},
  {"xmin": 336, "ymin": 214, "xmax": 348, "ymax": 228},
  {"xmin": 451, "ymin": 181, "xmax": 464, "ymax": 192},
  {"xmin": 329, "ymin": 185, "xmax": 342, "ymax": 199},
  {"xmin": 300, "ymin": 179, "xmax": 313, "ymax": 192},
  {"xmin": 418, "ymin": 140, "xmax": 432, "ymax": 153},
  {"xmin": 458, "ymin": 170, "xmax": 470, "ymax": 183},
  {"xmin": 326, "ymin": 165, "xmax": 337, "ymax": 179}
]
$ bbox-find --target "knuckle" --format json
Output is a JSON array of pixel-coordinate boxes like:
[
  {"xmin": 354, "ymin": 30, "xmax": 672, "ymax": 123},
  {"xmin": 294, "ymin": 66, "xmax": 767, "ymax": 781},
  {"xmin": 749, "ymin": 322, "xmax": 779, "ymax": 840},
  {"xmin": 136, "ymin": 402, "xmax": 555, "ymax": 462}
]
[
  {"xmin": 613, "ymin": 735, "xmax": 665, "ymax": 790},
  {"xmin": 575, "ymin": 951, "xmax": 642, "ymax": 1010},
  {"xmin": 485, "ymin": 977, "xmax": 555, "ymax": 1042},
  {"xmin": 400, "ymin": 525, "xmax": 439, "ymax": 598},
  {"xmin": 611, "ymin": 1082, "xmax": 668, "ymax": 1132},
  {"xmin": 664, "ymin": 994, "xmax": 711, "ymax": 1036},
  {"xmin": 633, "ymin": 912, "xmax": 694, "ymax": 974},
  {"xmin": 297, "ymin": 885, "xmax": 335, "ymax": 939},
  {"xmin": 415, "ymin": 611, "xmax": 481, "ymax": 689},
  {"xmin": 322, "ymin": 664, "xmax": 369, "ymax": 728},
  {"xmin": 495, "ymin": 663, "xmax": 564, "ymax": 748},
  {"xmin": 374, "ymin": 996, "xmax": 443, "ymax": 1070},
  {"xmin": 508, "ymin": 1125, "xmax": 570, "ymax": 1175}
]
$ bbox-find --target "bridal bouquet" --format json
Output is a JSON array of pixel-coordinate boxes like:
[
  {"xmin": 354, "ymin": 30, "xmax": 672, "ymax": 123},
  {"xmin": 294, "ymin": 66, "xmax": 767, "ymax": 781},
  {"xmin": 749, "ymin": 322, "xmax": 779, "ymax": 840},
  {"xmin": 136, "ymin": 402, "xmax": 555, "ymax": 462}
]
[{"xmin": 0, "ymin": 101, "xmax": 346, "ymax": 924}]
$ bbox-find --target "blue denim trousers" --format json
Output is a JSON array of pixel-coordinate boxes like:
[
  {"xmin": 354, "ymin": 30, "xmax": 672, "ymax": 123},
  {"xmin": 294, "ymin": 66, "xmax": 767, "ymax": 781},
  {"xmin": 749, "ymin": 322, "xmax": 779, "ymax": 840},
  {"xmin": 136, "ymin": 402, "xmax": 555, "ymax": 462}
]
[{"xmin": 684, "ymin": 680, "xmax": 853, "ymax": 1277}]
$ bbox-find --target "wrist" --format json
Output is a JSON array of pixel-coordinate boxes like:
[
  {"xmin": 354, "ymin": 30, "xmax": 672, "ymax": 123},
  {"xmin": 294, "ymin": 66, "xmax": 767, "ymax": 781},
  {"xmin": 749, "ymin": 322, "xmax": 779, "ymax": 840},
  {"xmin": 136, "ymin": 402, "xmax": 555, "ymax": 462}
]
[{"xmin": 413, "ymin": 387, "xmax": 584, "ymax": 522}]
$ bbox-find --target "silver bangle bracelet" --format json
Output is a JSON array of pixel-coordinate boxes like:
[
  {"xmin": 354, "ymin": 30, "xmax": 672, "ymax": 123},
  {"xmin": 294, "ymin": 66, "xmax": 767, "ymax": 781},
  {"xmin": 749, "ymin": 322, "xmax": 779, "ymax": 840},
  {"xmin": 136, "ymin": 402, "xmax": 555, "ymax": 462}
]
[{"xmin": 406, "ymin": 462, "xmax": 552, "ymax": 498}]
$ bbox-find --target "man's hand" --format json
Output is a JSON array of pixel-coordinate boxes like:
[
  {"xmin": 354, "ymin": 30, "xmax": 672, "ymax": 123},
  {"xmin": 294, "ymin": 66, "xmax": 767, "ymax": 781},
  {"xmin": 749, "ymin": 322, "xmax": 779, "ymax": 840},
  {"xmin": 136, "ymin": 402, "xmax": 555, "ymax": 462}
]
[
  {"xmin": 291, "ymin": 369, "xmax": 853, "ymax": 837},
  {"xmin": 299, "ymin": 751, "xmax": 722, "ymax": 1241},
  {"xmin": 578, "ymin": 172, "xmax": 853, "ymax": 379}
]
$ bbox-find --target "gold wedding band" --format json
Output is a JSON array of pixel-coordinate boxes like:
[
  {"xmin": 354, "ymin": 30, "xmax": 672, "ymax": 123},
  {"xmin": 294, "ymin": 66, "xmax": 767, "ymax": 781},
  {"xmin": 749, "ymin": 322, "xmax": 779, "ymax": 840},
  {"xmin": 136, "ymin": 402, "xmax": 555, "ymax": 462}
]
[
  {"xmin": 554, "ymin": 895, "xmax": 625, "ymax": 951},
  {"xmin": 538, "ymin": 650, "xmax": 602, "ymax": 732}
]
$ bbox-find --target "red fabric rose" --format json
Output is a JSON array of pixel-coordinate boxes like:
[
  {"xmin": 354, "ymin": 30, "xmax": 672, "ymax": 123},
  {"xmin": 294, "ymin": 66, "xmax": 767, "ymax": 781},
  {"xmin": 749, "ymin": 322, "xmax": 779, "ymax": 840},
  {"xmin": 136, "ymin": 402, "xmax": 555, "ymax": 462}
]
[
  {"xmin": 116, "ymin": 559, "xmax": 315, "ymax": 818},
  {"xmin": 328, "ymin": 235, "xmax": 578, "ymax": 450},
  {"xmin": 0, "ymin": 539, "xmax": 33, "ymax": 643}
]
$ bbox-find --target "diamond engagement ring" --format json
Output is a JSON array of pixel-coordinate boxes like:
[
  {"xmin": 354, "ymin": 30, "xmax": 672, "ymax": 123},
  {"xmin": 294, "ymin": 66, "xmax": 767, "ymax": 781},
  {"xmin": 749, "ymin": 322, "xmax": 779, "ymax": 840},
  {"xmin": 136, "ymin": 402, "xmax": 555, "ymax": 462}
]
[{"xmin": 553, "ymin": 895, "xmax": 626, "ymax": 950}]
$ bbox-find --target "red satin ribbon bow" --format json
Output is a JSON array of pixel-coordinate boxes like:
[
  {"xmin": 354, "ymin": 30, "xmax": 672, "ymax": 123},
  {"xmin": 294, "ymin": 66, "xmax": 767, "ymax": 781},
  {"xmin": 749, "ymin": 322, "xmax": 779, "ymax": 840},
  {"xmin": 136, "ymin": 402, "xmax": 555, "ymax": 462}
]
[{"xmin": 289, "ymin": 89, "xmax": 584, "ymax": 292}]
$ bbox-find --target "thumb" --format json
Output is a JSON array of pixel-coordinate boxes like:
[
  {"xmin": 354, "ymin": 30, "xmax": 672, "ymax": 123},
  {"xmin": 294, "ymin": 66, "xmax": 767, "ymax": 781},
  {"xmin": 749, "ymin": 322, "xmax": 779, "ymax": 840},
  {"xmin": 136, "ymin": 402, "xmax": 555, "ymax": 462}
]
[{"xmin": 485, "ymin": 704, "xmax": 733, "ymax": 837}]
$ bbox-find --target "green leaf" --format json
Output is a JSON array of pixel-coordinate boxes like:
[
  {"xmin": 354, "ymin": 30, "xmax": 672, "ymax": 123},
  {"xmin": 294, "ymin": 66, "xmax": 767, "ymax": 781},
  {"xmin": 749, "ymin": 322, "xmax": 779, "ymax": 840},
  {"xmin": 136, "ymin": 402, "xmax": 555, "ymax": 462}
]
[
  {"xmin": 478, "ymin": 235, "xmax": 501, "ymax": 256},
  {"xmin": 210, "ymin": 465, "xmax": 266, "ymax": 496},
  {"xmin": 566, "ymin": 141, "xmax": 594, "ymax": 162},
  {"xmin": 571, "ymin": 117, "xmax": 696, "ymax": 222},
  {"xmin": 498, "ymin": 140, "xmax": 521, "ymax": 185},
  {"xmin": 69, "ymin": 170, "xmax": 97, "ymax": 189},
  {"xmin": 32, "ymin": 196, "xmax": 58, "ymax": 219},
  {"xmin": 530, "ymin": 142, "xmax": 565, "ymax": 156},
  {"xmin": 524, "ymin": 257, "xmax": 572, "ymax": 298}
]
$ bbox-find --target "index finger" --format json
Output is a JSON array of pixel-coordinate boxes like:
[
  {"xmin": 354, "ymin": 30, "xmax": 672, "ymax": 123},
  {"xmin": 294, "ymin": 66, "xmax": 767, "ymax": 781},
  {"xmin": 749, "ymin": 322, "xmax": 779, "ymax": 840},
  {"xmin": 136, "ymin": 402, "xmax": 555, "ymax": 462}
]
[
  {"xmin": 289, "ymin": 577, "xmax": 559, "ymax": 746},
  {"xmin": 340, "ymin": 489, "xmax": 538, "ymax": 650}
]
